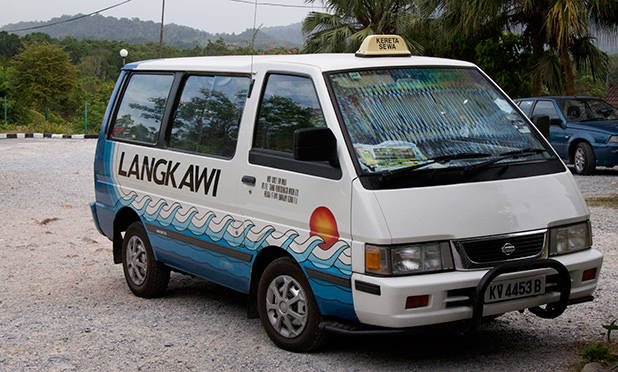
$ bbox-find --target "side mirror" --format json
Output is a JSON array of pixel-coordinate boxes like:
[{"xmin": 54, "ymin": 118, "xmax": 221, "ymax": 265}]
[
  {"xmin": 530, "ymin": 115, "xmax": 550, "ymax": 139},
  {"xmin": 293, "ymin": 127, "xmax": 337, "ymax": 163}
]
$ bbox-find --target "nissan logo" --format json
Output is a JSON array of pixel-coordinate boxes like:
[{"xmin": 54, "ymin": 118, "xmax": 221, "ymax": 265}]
[{"xmin": 501, "ymin": 243, "xmax": 516, "ymax": 256}]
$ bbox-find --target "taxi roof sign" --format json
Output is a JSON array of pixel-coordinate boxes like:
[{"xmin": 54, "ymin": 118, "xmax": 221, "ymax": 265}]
[{"xmin": 355, "ymin": 35, "xmax": 411, "ymax": 57}]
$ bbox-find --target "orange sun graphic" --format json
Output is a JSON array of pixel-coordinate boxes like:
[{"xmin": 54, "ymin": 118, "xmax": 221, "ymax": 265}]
[{"xmin": 309, "ymin": 206, "xmax": 339, "ymax": 250}]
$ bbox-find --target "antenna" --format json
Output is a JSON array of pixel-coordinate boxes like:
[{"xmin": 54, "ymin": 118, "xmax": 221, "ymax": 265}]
[{"xmin": 250, "ymin": 0, "xmax": 258, "ymax": 76}]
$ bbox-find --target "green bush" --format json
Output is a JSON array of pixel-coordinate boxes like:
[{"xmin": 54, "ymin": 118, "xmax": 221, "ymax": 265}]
[{"xmin": 580, "ymin": 343, "xmax": 617, "ymax": 363}]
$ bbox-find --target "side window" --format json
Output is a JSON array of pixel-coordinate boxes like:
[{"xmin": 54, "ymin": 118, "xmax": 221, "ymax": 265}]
[
  {"xmin": 253, "ymin": 74, "xmax": 326, "ymax": 154},
  {"xmin": 169, "ymin": 75, "xmax": 250, "ymax": 158},
  {"xmin": 532, "ymin": 100, "xmax": 560, "ymax": 120},
  {"xmin": 518, "ymin": 100, "xmax": 533, "ymax": 116},
  {"xmin": 111, "ymin": 74, "xmax": 174, "ymax": 144}
]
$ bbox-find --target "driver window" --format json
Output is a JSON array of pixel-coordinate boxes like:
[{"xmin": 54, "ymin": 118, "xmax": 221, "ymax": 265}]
[
  {"xmin": 532, "ymin": 101, "xmax": 560, "ymax": 121},
  {"xmin": 249, "ymin": 73, "xmax": 340, "ymax": 179},
  {"xmin": 253, "ymin": 74, "xmax": 326, "ymax": 155}
]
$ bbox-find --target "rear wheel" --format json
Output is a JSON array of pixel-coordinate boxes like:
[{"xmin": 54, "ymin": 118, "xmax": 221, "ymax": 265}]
[
  {"xmin": 122, "ymin": 221, "xmax": 170, "ymax": 298},
  {"xmin": 257, "ymin": 257, "xmax": 325, "ymax": 352},
  {"xmin": 573, "ymin": 142, "xmax": 595, "ymax": 175}
]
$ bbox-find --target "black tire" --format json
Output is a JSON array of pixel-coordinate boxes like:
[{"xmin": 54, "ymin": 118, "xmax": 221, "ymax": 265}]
[
  {"xmin": 573, "ymin": 142, "xmax": 596, "ymax": 175},
  {"xmin": 121, "ymin": 221, "xmax": 170, "ymax": 298},
  {"xmin": 257, "ymin": 257, "xmax": 326, "ymax": 352}
]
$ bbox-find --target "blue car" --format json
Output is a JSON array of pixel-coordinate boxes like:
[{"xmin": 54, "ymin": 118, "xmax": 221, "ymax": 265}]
[{"xmin": 514, "ymin": 97, "xmax": 618, "ymax": 174}]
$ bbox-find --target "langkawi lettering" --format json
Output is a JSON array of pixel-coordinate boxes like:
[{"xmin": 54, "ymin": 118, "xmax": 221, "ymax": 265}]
[{"xmin": 117, "ymin": 152, "xmax": 221, "ymax": 196}]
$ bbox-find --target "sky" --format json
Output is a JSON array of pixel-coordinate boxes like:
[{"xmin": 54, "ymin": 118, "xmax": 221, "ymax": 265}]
[{"xmin": 0, "ymin": 0, "xmax": 325, "ymax": 33}]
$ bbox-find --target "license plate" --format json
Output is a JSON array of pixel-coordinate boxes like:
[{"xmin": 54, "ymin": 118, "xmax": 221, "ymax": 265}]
[{"xmin": 485, "ymin": 276, "xmax": 545, "ymax": 303}]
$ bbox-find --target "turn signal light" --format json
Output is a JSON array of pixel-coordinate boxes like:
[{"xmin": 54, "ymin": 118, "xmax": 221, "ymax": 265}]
[
  {"xmin": 405, "ymin": 295, "xmax": 429, "ymax": 309},
  {"xmin": 365, "ymin": 248, "xmax": 383, "ymax": 271},
  {"xmin": 582, "ymin": 268, "xmax": 597, "ymax": 282}
]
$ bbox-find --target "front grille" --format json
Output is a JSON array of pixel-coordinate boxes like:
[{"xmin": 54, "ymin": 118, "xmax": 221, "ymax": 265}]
[{"xmin": 456, "ymin": 231, "xmax": 546, "ymax": 267}]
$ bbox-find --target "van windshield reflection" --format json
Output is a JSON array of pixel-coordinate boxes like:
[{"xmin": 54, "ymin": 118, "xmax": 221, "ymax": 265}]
[{"xmin": 328, "ymin": 67, "xmax": 552, "ymax": 177}]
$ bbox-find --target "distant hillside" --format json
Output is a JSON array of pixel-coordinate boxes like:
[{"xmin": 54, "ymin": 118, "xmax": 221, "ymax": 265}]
[
  {"xmin": 0, "ymin": 14, "xmax": 304, "ymax": 50},
  {"xmin": 260, "ymin": 23, "xmax": 304, "ymax": 46}
]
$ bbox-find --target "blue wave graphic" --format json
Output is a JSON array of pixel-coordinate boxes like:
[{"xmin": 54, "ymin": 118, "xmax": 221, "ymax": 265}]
[
  {"xmin": 310, "ymin": 280, "xmax": 353, "ymax": 305},
  {"xmin": 158, "ymin": 205, "xmax": 181, "ymax": 226},
  {"xmin": 155, "ymin": 234, "xmax": 250, "ymax": 265},
  {"xmin": 113, "ymin": 195, "xmax": 351, "ymax": 276},
  {"xmin": 172, "ymin": 210, "xmax": 199, "ymax": 231},
  {"xmin": 188, "ymin": 214, "xmax": 215, "ymax": 236},
  {"xmin": 156, "ymin": 246, "xmax": 250, "ymax": 282}
]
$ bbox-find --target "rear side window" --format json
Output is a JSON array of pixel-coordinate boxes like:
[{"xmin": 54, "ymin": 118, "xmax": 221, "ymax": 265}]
[
  {"xmin": 110, "ymin": 74, "xmax": 174, "ymax": 144},
  {"xmin": 253, "ymin": 74, "xmax": 326, "ymax": 154},
  {"xmin": 169, "ymin": 75, "xmax": 250, "ymax": 158},
  {"xmin": 532, "ymin": 100, "xmax": 560, "ymax": 120}
]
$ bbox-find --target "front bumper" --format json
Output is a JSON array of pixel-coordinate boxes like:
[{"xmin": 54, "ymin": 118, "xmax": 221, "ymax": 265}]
[
  {"xmin": 594, "ymin": 143, "xmax": 618, "ymax": 167},
  {"xmin": 90, "ymin": 202, "xmax": 104, "ymax": 235},
  {"xmin": 351, "ymin": 248, "xmax": 602, "ymax": 328}
]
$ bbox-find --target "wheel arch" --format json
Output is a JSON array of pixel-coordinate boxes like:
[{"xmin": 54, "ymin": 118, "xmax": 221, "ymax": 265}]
[
  {"xmin": 568, "ymin": 138, "xmax": 591, "ymax": 164},
  {"xmin": 112, "ymin": 207, "xmax": 141, "ymax": 264},
  {"xmin": 247, "ymin": 246, "xmax": 299, "ymax": 318}
]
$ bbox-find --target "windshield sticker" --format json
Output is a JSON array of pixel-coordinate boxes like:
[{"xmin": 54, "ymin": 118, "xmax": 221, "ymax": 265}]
[
  {"xmin": 261, "ymin": 176, "xmax": 299, "ymax": 204},
  {"xmin": 355, "ymin": 142, "xmax": 426, "ymax": 169},
  {"xmin": 512, "ymin": 120, "xmax": 531, "ymax": 133}
]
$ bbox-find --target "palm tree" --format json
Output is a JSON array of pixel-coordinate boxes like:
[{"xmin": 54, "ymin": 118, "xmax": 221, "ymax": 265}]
[
  {"xmin": 426, "ymin": 0, "xmax": 550, "ymax": 96},
  {"xmin": 302, "ymin": 0, "xmax": 423, "ymax": 54},
  {"xmin": 546, "ymin": 0, "xmax": 616, "ymax": 95},
  {"xmin": 431, "ymin": 0, "xmax": 617, "ymax": 95}
]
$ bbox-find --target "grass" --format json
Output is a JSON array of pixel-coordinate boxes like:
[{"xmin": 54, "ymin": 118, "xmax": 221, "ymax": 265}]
[
  {"xmin": 1, "ymin": 122, "xmax": 74, "ymax": 134},
  {"xmin": 585, "ymin": 195, "xmax": 618, "ymax": 209},
  {"xmin": 581, "ymin": 343, "xmax": 617, "ymax": 363}
]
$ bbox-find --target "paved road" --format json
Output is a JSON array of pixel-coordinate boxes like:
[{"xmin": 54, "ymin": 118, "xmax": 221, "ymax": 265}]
[{"xmin": 0, "ymin": 139, "xmax": 616, "ymax": 371}]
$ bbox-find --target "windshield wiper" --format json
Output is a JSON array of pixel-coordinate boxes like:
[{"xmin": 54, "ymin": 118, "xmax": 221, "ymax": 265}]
[
  {"xmin": 373, "ymin": 152, "xmax": 492, "ymax": 181},
  {"xmin": 462, "ymin": 148, "xmax": 547, "ymax": 172}
]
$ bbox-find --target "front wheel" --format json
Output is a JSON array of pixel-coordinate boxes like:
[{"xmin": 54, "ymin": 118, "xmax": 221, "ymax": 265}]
[
  {"xmin": 573, "ymin": 142, "xmax": 596, "ymax": 175},
  {"xmin": 257, "ymin": 257, "xmax": 325, "ymax": 352},
  {"xmin": 122, "ymin": 221, "xmax": 170, "ymax": 298}
]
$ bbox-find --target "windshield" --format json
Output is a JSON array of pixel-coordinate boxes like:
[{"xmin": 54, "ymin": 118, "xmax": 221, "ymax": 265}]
[
  {"xmin": 328, "ymin": 67, "xmax": 550, "ymax": 175},
  {"xmin": 558, "ymin": 98, "xmax": 618, "ymax": 122}
]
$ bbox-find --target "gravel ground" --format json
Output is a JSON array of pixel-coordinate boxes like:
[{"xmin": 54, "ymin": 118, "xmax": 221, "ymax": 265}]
[{"xmin": 0, "ymin": 139, "xmax": 616, "ymax": 371}]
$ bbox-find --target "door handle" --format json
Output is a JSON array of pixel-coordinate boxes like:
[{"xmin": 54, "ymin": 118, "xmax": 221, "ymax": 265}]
[{"xmin": 242, "ymin": 175, "xmax": 256, "ymax": 186}]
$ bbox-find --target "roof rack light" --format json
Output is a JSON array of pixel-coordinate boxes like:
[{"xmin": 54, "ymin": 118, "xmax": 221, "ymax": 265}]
[{"xmin": 355, "ymin": 35, "xmax": 411, "ymax": 58}]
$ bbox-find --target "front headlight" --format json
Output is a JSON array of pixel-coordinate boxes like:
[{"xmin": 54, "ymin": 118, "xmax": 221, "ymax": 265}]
[
  {"xmin": 365, "ymin": 241, "xmax": 454, "ymax": 276},
  {"xmin": 549, "ymin": 221, "xmax": 592, "ymax": 256},
  {"xmin": 608, "ymin": 135, "xmax": 618, "ymax": 143}
]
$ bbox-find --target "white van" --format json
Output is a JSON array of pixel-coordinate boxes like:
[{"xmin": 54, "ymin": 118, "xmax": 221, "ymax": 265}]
[{"xmin": 91, "ymin": 35, "xmax": 603, "ymax": 351}]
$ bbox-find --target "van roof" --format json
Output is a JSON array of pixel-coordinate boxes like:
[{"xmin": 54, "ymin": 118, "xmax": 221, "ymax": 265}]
[{"xmin": 127, "ymin": 53, "xmax": 476, "ymax": 73}]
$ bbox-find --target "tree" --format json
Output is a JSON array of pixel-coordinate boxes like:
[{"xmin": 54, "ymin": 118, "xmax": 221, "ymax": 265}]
[
  {"xmin": 546, "ymin": 0, "xmax": 615, "ymax": 95},
  {"xmin": 0, "ymin": 66, "xmax": 11, "ymax": 97},
  {"xmin": 21, "ymin": 32, "xmax": 54, "ymax": 44},
  {"xmin": 302, "ymin": 0, "xmax": 423, "ymax": 54},
  {"xmin": 427, "ymin": 0, "xmax": 550, "ymax": 96},
  {"xmin": 475, "ymin": 33, "xmax": 532, "ymax": 98},
  {"xmin": 173, "ymin": 89, "xmax": 242, "ymax": 155},
  {"xmin": 0, "ymin": 31, "xmax": 22, "ymax": 60},
  {"xmin": 432, "ymin": 0, "xmax": 617, "ymax": 96},
  {"xmin": 10, "ymin": 42, "xmax": 78, "ymax": 117},
  {"xmin": 256, "ymin": 95, "xmax": 323, "ymax": 151},
  {"xmin": 608, "ymin": 55, "xmax": 618, "ymax": 87}
]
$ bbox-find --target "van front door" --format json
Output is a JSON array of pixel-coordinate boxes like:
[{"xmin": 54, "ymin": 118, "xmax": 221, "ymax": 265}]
[{"xmin": 237, "ymin": 72, "xmax": 355, "ymax": 320}]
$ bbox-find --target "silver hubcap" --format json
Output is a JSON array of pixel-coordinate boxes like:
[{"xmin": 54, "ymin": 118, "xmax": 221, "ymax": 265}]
[
  {"xmin": 575, "ymin": 147, "xmax": 586, "ymax": 172},
  {"xmin": 265, "ymin": 275, "xmax": 308, "ymax": 338},
  {"xmin": 126, "ymin": 236, "xmax": 147, "ymax": 285}
]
